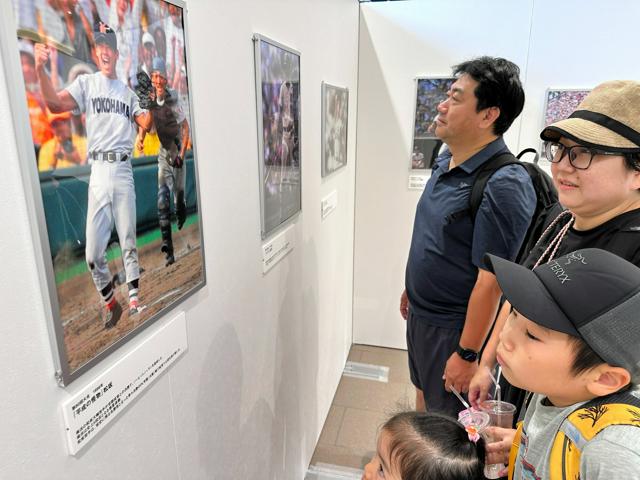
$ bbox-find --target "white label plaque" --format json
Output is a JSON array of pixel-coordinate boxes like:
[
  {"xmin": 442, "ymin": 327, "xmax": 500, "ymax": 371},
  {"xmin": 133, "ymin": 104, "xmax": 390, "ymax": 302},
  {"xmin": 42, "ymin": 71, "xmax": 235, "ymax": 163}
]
[
  {"xmin": 408, "ymin": 174, "xmax": 428, "ymax": 190},
  {"xmin": 262, "ymin": 224, "xmax": 295, "ymax": 274},
  {"xmin": 321, "ymin": 190, "xmax": 338, "ymax": 220},
  {"xmin": 61, "ymin": 312, "xmax": 188, "ymax": 455}
]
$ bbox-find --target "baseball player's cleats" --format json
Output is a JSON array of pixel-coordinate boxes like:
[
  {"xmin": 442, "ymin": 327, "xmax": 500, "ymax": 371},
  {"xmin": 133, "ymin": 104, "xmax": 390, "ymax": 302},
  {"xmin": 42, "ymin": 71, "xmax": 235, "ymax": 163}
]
[
  {"xmin": 103, "ymin": 300, "xmax": 122, "ymax": 329},
  {"xmin": 129, "ymin": 298, "xmax": 139, "ymax": 315},
  {"xmin": 161, "ymin": 238, "xmax": 175, "ymax": 267}
]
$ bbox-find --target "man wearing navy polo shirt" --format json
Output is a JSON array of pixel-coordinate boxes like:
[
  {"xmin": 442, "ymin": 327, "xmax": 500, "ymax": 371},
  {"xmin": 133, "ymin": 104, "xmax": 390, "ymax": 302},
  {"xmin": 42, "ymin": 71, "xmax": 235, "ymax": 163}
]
[{"xmin": 399, "ymin": 57, "xmax": 536, "ymax": 417}]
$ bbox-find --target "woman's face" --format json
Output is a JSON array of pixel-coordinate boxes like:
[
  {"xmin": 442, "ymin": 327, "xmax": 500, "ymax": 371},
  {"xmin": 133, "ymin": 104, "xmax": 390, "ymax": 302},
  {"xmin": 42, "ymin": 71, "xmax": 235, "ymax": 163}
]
[{"xmin": 551, "ymin": 136, "xmax": 640, "ymax": 229}]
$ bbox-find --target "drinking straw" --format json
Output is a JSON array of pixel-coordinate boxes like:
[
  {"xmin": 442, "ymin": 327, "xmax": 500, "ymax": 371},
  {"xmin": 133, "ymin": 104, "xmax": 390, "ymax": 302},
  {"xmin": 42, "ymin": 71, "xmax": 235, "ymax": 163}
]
[
  {"xmin": 486, "ymin": 366, "xmax": 502, "ymax": 407},
  {"xmin": 449, "ymin": 385, "xmax": 470, "ymax": 410}
]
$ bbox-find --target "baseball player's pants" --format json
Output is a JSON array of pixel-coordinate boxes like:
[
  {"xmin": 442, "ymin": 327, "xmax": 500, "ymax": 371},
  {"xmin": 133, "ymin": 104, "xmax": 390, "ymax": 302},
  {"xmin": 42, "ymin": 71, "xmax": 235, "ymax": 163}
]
[
  {"xmin": 158, "ymin": 144, "xmax": 185, "ymax": 201},
  {"xmin": 85, "ymin": 159, "xmax": 139, "ymax": 292}
]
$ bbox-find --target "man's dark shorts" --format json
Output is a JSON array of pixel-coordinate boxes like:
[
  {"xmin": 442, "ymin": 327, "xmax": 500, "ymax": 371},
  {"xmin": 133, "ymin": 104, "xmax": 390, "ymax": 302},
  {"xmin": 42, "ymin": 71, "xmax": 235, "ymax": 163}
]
[{"xmin": 406, "ymin": 309, "xmax": 464, "ymax": 418}]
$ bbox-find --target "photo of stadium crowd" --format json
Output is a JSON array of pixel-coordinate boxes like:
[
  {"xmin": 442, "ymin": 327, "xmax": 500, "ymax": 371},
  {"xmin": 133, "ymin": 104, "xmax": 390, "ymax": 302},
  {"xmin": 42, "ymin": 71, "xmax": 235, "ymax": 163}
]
[
  {"xmin": 11, "ymin": 0, "xmax": 205, "ymax": 384},
  {"xmin": 543, "ymin": 88, "xmax": 591, "ymax": 127},
  {"xmin": 410, "ymin": 77, "xmax": 453, "ymax": 170}
]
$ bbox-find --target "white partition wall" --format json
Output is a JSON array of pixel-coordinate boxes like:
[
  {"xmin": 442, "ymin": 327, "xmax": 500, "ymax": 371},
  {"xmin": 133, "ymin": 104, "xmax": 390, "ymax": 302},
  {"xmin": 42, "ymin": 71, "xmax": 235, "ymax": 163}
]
[
  {"xmin": 0, "ymin": 0, "xmax": 358, "ymax": 478},
  {"xmin": 353, "ymin": 0, "xmax": 640, "ymax": 349},
  {"xmin": 517, "ymin": 0, "xmax": 640, "ymax": 150}
]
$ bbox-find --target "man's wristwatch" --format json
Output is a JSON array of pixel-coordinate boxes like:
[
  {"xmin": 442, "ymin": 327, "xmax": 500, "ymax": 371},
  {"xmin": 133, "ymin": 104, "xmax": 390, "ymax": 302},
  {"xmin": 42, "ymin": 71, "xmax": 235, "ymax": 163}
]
[{"xmin": 456, "ymin": 345, "xmax": 478, "ymax": 362}]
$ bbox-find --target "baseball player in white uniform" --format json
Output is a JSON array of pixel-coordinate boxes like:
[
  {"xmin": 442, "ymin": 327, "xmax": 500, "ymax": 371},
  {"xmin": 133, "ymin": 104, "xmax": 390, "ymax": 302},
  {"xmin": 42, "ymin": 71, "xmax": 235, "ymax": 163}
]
[
  {"xmin": 35, "ymin": 23, "xmax": 151, "ymax": 329},
  {"xmin": 136, "ymin": 56, "xmax": 189, "ymax": 266}
]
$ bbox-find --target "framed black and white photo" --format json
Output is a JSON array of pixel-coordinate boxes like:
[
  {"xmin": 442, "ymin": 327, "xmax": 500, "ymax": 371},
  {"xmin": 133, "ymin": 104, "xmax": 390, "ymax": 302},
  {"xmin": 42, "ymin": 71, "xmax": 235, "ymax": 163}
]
[
  {"xmin": 2, "ymin": 0, "xmax": 205, "ymax": 385},
  {"xmin": 253, "ymin": 34, "xmax": 301, "ymax": 239},
  {"xmin": 410, "ymin": 77, "xmax": 454, "ymax": 170},
  {"xmin": 321, "ymin": 82, "xmax": 348, "ymax": 177}
]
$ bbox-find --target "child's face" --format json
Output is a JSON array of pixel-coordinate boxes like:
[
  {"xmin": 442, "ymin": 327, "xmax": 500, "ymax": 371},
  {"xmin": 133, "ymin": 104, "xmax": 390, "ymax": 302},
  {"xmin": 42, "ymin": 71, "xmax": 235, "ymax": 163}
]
[
  {"xmin": 362, "ymin": 430, "xmax": 402, "ymax": 480},
  {"xmin": 496, "ymin": 309, "xmax": 592, "ymax": 407}
]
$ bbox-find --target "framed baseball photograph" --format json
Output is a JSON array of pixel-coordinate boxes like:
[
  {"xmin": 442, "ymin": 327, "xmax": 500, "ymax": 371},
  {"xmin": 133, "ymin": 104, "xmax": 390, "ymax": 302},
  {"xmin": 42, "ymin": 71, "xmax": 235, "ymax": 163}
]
[
  {"xmin": 543, "ymin": 88, "xmax": 591, "ymax": 127},
  {"xmin": 321, "ymin": 82, "xmax": 348, "ymax": 177},
  {"xmin": 253, "ymin": 34, "xmax": 301, "ymax": 239},
  {"xmin": 2, "ymin": 0, "xmax": 206, "ymax": 385},
  {"xmin": 410, "ymin": 77, "xmax": 454, "ymax": 170}
]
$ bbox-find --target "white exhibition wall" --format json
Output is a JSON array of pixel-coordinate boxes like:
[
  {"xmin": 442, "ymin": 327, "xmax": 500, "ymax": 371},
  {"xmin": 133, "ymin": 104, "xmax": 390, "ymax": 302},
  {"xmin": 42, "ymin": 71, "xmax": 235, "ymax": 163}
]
[
  {"xmin": 353, "ymin": 0, "xmax": 640, "ymax": 349},
  {"xmin": 0, "ymin": 0, "xmax": 358, "ymax": 478}
]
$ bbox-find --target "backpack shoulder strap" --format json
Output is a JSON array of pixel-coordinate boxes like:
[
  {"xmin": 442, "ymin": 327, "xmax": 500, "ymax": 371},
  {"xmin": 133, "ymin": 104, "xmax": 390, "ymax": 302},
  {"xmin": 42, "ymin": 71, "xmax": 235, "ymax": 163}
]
[
  {"xmin": 549, "ymin": 390, "xmax": 640, "ymax": 480},
  {"xmin": 517, "ymin": 147, "xmax": 540, "ymax": 164},
  {"xmin": 507, "ymin": 421, "xmax": 524, "ymax": 480},
  {"xmin": 469, "ymin": 152, "xmax": 519, "ymax": 222}
]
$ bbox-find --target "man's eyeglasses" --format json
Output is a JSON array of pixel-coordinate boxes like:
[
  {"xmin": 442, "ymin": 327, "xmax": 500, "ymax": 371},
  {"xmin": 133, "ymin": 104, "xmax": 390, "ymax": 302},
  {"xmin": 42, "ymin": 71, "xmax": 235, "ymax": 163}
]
[{"xmin": 543, "ymin": 141, "xmax": 621, "ymax": 170}]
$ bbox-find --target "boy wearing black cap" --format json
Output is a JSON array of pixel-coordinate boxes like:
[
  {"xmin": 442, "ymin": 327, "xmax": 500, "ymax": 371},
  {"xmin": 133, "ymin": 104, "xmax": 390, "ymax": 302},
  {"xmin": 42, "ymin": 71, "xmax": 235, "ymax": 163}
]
[{"xmin": 485, "ymin": 248, "xmax": 640, "ymax": 479}]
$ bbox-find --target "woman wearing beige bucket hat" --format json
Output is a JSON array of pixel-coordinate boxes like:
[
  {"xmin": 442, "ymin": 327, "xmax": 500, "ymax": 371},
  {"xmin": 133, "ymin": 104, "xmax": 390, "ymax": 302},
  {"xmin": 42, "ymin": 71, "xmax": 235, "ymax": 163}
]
[{"xmin": 468, "ymin": 80, "xmax": 640, "ymax": 424}]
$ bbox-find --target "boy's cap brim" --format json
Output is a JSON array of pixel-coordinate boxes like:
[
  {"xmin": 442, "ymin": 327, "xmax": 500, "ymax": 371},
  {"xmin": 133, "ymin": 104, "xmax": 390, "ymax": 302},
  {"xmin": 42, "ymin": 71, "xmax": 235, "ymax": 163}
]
[{"xmin": 485, "ymin": 254, "xmax": 579, "ymax": 337}]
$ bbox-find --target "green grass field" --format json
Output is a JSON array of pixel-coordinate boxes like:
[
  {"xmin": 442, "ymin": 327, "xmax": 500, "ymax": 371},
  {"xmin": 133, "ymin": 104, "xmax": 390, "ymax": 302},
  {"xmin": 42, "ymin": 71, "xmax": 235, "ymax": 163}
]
[{"xmin": 54, "ymin": 214, "xmax": 199, "ymax": 285}]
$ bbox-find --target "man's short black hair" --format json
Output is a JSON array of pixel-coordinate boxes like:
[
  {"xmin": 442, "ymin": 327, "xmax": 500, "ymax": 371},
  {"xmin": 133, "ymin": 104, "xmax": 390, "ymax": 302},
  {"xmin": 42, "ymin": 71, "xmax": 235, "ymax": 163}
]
[{"xmin": 452, "ymin": 56, "xmax": 525, "ymax": 136}]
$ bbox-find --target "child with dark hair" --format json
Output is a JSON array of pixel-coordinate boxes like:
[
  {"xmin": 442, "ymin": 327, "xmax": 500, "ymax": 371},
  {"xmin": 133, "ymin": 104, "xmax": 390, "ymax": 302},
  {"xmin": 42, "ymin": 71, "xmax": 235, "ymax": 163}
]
[
  {"xmin": 362, "ymin": 411, "xmax": 486, "ymax": 480},
  {"xmin": 485, "ymin": 248, "xmax": 640, "ymax": 479}
]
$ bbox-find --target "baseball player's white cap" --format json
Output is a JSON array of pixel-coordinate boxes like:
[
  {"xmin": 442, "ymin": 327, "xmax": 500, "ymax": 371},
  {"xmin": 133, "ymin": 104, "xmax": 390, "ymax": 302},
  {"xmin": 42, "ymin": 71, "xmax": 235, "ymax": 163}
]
[{"xmin": 142, "ymin": 31, "xmax": 155, "ymax": 47}]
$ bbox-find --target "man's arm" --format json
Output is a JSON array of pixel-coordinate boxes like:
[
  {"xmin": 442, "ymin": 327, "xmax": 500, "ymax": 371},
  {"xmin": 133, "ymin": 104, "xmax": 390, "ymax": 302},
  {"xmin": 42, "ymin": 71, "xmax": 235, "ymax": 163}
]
[
  {"xmin": 443, "ymin": 268, "xmax": 502, "ymax": 393},
  {"xmin": 448, "ymin": 163, "xmax": 535, "ymax": 394},
  {"xmin": 34, "ymin": 44, "xmax": 78, "ymax": 113},
  {"xmin": 134, "ymin": 111, "xmax": 152, "ymax": 131},
  {"xmin": 469, "ymin": 300, "xmax": 511, "ymax": 407},
  {"xmin": 179, "ymin": 118, "xmax": 189, "ymax": 159},
  {"xmin": 136, "ymin": 125, "xmax": 147, "ymax": 153}
]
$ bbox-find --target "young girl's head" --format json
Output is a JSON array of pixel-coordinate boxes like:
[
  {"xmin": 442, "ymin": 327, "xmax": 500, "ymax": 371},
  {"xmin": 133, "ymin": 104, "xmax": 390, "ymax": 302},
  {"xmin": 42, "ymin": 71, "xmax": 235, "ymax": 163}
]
[{"xmin": 363, "ymin": 411, "xmax": 486, "ymax": 480}]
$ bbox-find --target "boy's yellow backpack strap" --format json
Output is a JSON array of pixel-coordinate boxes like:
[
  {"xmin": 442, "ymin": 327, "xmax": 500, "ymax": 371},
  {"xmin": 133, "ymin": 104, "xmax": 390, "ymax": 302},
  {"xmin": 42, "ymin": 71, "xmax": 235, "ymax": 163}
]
[
  {"xmin": 507, "ymin": 421, "xmax": 523, "ymax": 480},
  {"xmin": 548, "ymin": 390, "xmax": 640, "ymax": 480}
]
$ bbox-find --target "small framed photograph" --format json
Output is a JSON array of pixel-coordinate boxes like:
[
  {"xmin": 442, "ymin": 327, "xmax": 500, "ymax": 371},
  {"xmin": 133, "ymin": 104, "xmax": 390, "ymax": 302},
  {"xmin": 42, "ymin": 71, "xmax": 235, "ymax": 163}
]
[
  {"xmin": 253, "ymin": 34, "xmax": 301, "ymax": 239},
  {"xmin": 543, "ymin": 88, "xmax": 591, "ymax": 127},
  {"xmin": 3, "ymin": 0, "xmax": 206, "ymax": 385},
  {"xmin": 410, "ymin": 77, "xmax": 454, "ymax": 170},
  {"xmin": 321, "ymin": 82, "xmax": 348, "ymax": 177}
]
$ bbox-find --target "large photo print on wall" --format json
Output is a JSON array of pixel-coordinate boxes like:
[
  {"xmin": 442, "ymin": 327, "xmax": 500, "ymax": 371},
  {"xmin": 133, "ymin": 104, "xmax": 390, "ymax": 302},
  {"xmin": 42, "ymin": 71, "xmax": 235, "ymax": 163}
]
[
  {"xmin": 321, "ymin": 82, "xmax": 348, "ymax": 177},
  {"xmin": 543, "ymin": 88, "xmax": 591, "ymax": 127},
  {"xmin": 253, "ymin": 34, "xmax": 301, "ymax": 239},
  {"xmin": 410, "ymin": 77, "xmax": 454, "ymax": 170},
  {"xmin": 6, "ymin": 0, "xmax": 205, "ymax": 385}
]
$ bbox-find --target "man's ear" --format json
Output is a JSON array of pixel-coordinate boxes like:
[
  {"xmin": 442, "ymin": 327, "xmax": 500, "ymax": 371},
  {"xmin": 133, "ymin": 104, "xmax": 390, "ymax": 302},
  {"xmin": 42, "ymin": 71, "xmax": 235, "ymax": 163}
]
[
  {"xmin": 586, "ymin": 365, "xmax": 631, "ymax": 397},
  {"xmin": 629, "ymin": 166, "xmax": 640, "ymax": 191},
  {"xmin": 479, "ymin": 106, "xmax": 500, "ymax": 131}
]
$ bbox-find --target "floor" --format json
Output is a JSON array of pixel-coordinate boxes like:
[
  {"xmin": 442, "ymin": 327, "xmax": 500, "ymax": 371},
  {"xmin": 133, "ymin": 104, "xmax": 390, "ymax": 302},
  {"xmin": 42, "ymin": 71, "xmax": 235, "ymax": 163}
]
[{"xmin": 309, "ymin": 344, "xmax": 415, "ymax": 472}]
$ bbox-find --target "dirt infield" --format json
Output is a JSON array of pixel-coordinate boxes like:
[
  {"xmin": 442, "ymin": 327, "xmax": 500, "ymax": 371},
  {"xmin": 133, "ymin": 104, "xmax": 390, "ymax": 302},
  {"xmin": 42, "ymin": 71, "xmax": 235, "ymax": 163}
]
[{"xmin": 58, "ymin": 221, "xmax": 204, "ymax": 372}]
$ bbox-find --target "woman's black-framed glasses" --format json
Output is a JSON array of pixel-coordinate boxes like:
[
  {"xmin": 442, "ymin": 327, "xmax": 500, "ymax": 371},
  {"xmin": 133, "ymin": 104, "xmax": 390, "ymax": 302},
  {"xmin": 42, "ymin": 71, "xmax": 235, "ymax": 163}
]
[{"xmin": 543, "ymin": 141, "xmax": 620, "ymax": 170}]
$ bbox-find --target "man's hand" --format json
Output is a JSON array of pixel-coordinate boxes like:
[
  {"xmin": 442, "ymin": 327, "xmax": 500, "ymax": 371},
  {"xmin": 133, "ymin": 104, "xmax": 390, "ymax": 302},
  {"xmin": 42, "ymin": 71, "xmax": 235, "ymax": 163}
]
[
  {"xmin": 34, "ymin": 43, "xmax": 50, "ymax": 71},
  {"xmin": 400, "ymin": 289, "xmax": 409, "ymax": 320},
  {"xmin": 485, "ymin": 427, "xmax": 516, "ymax": 465},
  {"xmin": 468, "ymin": 365, "xmax": 494, "ymax": 408},
  {"xmin": 443, "ymin": 351, "xmax": 478, "ymax": 393}
]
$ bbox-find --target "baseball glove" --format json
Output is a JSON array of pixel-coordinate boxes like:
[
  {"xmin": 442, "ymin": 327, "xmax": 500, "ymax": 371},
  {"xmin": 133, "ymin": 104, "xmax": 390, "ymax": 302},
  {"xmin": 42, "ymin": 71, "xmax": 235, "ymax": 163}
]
[{"xmin": 135, "ymin": 71, "xmax": 155, "ymax": 109}]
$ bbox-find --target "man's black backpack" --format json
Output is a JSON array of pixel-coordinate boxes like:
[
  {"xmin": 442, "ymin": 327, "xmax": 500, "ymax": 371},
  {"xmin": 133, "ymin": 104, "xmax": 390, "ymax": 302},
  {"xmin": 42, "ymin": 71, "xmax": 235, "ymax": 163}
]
[{"xmin": 469, "ymin": 148, "xmax": 562, "ymax": 263}]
